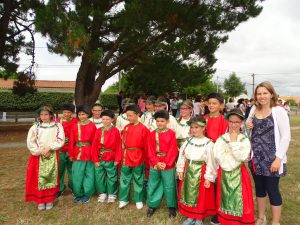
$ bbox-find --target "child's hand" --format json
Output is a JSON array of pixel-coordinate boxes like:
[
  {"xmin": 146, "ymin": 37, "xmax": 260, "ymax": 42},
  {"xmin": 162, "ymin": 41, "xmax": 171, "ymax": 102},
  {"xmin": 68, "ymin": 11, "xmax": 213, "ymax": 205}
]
[
  {"xmin": 95, "ymin": 162, "xmax": 100, "ymax": 167},
  {"xmin": 204, "ymin": 180, "xmax": 211, "ymax": 188},
  {"xmin": 157, "ymin": 162, "xmax": 166, "ymax": 170},
  {"xmin": 270, "ymin": 157, "xmax": 281, "ymax": 173},
  {"xmin": 178, "ymin": 172, "xmax": 183, "ymax": 180},
  {"xmin": 114, "ymin": 161, "xmax": 119, "ymax": 166}
]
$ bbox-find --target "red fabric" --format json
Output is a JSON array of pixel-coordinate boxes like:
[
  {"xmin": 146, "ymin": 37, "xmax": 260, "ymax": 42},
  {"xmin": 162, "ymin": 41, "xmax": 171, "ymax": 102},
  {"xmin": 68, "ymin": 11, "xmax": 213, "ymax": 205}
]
[
  {"xmin": 203, "ymin": 114, "xmax": 228, "ymax": 142},
  {"xmin": 57, "ymin": 117, "xmax": 78, "ymax": 152},
  {"xmin": 91, "ymin": 127, "xmax": 122, "ymax": 163},
  {"xmin": 178, "ymin": 164, "xmax": 216, "ymax": 220},
  {"xmin": 217, "ymin": 166, "xmax": 255, "ymax": 225},
  {"xmin": 68, "ymin": 121, "xmax": 96, "ymax": 161},
  {"xmin": 25, "ymin": 152, "xmax": 59, "ymax": 204},
  {"xmin": 147, "ymin": 129, "xmax": 178, "ymax": 170},
  {"xmin": 121, "ymin": 122, "xmax": 150, "ymax": 167}
]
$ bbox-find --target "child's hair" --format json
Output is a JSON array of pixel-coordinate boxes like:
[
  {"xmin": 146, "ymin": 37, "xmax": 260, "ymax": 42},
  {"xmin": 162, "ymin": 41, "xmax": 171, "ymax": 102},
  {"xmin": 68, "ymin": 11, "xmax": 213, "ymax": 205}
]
[
  {"xmin": 254, "ymin": 81, "xmax": 278, "ymax": 109},
  {"xmin": 154, "ymin": 110, "xmax": 169, "ymax": 120},
  {"xmin": 76, "ymin": 105, "xmax": 92, "ymax": 118},
  {"xmin": 145, "ymin": 96, "xmax": 156, "ymax": 104},
  {"xmin": 155, "ymin": 96, "xmax": 168, "ymax": 110},
  {"xmin": 62, "ymin": 103, "xmax": 75, "ymax": 112},
  {"xmin": 206, "ymin": 93, "xmax": 224, "ymax": 104},
  {"xmin": 36, "ymin": 105, "xmax": 55, "ymax": 122},
  {"xmin": 225, "ymin": 108, "xmax": 244, "ymax": 120},
  {"xmin": 92, "ymin": 103, "xmax": 104, "ymax": 109},
  {"xmin": 190, "ymin": 116, "xmax": 206, "ymax": 127},
  {"xmin": 180, "ymin": 99, "xmax": 193, "ymax": 109},
  {"xmin": 100, "ymin": 109, "xmax": 115, "ymax": 119},
  {"xmin": 125, "ymin": 104, "xmax": 141, "ymax": 114}
]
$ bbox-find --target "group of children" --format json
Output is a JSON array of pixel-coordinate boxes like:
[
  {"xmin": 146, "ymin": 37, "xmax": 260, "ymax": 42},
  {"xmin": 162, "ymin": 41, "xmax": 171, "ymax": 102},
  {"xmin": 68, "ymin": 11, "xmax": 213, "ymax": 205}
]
[{"xmin": 25, "ymin": 93, "xmax": 255, "ymax": 225}]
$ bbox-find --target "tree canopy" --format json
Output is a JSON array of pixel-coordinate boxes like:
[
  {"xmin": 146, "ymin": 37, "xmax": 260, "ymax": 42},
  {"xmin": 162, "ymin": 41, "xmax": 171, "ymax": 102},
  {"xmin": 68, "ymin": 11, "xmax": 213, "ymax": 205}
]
[
  {"xmin": 34, "ymin": 0, "xmax": 263, "ymax": 106},
  {"xmin": 223, "ymin": 72, "xmax": 247, "ymax": 97}
]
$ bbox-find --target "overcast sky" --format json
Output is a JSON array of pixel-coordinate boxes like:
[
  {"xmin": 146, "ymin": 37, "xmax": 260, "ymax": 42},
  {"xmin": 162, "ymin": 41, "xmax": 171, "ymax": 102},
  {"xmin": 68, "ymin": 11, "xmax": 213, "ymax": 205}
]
[{"xmin": 19, "ymin": 0, "xmax": 300, "ymax": 97}]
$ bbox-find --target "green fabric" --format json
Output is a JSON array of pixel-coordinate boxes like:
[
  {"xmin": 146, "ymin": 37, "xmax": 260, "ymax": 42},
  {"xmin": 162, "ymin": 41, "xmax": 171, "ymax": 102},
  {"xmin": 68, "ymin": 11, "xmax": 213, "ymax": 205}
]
[
  {"xmin": 94, "ymin": 160, "xmax": 118, "ymax": 195},
  {"xmin": 180, "ymin": 160, "xmax": 205, "ymax": 207},
  {"xmin": 72, "ymin": 161, "xmax": 95, "ymax": 197},
  {"xmin": 119, "ymin": 164, "xmax": 145, "ymax": 202},
  {"xmin": 38, "ymin": 151, "xmax": 58, "ymax": 190},
  {"xmin": 147, "ymin": 167, "xmax": 177, "ymax": 208},
  {"xmin": 75, "ymin": 142, "xmax": 91, "ymax": 147},
  {"xmin": 177, "ymin": 138, "xmax": 186, "ymax": 148},
  {"xmin": 59, "ymin": 151, "xmax": 73, "ymax": 191},
  {"xmin": 220, "ymin": 166, "xmax": 243, "ymax": 217}
]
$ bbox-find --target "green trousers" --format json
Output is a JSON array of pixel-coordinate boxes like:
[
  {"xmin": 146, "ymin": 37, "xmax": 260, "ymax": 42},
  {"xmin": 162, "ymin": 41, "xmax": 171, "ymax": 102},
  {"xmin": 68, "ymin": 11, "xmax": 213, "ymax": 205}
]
[
  {"xmin": 72, "ymin": 161, "xmax": 95, "ymax": 197},
  {"xmin": 94, "ymin": 160, "xmax": 118, "ymax": 195},
  {"xmin": 119, "ymin": 164, "xmax": 145, "ymax": 202},
  {"xmin": 147, "ymin": 167, "xmax": 177, "ymax": 208},
  {"xmin": 59, "ymin": 151, "xmax": 73, "ymax": 192}
]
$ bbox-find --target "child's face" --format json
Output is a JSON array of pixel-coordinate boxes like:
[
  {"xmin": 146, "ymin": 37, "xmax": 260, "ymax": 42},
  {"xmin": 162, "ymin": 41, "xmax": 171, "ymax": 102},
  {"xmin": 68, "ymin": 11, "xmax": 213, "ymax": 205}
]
[
  {"xmin": 179, "ymin": 105, "xmax": 192, "ymax": 118},
  {"xmin": 62, "ymin": 110, "xmax": 73, "ymax": 119},
  {"xmin": 156, "ymin": 118, "xmax": 169, "ymax": 130},
  {"xmin": 40, "ymin": 110, "xmax": 51, "ymax": 123},
  {"xmin": 92, "ymin": 106, "xmax": 103, "ymax": 118},
  {"xmin": 207, "ymin": 98, "xmax": 223, "ymax": 114},
  {"xmin": 78, "ymin": 112, "xmax": 89, "ymax": 122},
  {"xmin": 154, "ymin": 104, "xmax": 166, "ymax": 112},
  {"xmin": 101, "ymin": 115, "xmax": 113, "ymax": 127},
  {"xmin": 145, "ymin": 103, "xmax": 154, "ymax": 112},
  {"xmin": 190, "ymin": 123, "xmax": 205, "ymax": 137},
  {"xmin": 126, "ymin": 111, "xmax": 139, "ymax": 124},
  {"xmin": 228, "ymin": 115, "xmax": 243, "ymax": 132}
]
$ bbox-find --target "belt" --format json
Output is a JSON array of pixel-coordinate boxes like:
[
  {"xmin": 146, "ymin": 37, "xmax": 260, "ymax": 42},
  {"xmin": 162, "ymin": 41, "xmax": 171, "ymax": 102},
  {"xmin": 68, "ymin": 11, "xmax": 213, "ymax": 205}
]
[
  {"xmin": 156, "ymin": 152, "xmax": 167, "ymax": 156},
  {"xmin": 75, "ymin": 142, "xmax": 91, "ymax": 147},
  {"xmin": 124, "ymin": 147, "xmax": 142, "ymax": 150}
]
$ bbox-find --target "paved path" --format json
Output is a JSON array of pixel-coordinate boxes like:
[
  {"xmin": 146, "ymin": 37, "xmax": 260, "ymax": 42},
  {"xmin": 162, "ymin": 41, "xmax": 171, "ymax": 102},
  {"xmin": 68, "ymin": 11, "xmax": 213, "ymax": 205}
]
[{"xmin": 0, "ymin": 142, "xmax": 26, "ymax": 148}]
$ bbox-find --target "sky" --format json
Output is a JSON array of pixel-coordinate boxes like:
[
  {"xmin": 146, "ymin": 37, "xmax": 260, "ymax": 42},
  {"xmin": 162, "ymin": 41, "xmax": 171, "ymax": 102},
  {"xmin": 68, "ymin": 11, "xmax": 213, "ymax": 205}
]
[{"xmin": 19, "ymin": 0, "xmax": 300, "ymax": 97}]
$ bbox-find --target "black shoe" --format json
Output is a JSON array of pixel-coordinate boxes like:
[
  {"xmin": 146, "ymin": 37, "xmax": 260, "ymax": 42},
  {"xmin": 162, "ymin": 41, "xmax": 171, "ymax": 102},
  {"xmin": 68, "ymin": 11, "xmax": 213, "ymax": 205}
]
[
  {"xmin": 147, "ymin": 207, "xmax": 156, "ymax": 217},
  {"xmin": 210, "ymin": 215, "xmax": 220, "ymax": 225},
  {"xmin": 169, "ymin": 207, "xmax": 176, "ymax": 218}
]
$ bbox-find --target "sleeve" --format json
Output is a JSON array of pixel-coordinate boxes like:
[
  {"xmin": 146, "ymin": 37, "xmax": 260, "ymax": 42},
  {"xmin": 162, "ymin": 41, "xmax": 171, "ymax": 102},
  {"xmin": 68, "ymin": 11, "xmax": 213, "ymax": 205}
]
[
  {"xmin": 205, "ymin": 140, "xmax": 219, "ymax": 181},
  {"xmin": 91, "ymin": 129, "xmax": 101, "ymax": 163},
  {"xmin": 49, "ymin": 123, "xmax": 65, "ymax": 151},
  {"xmin": 275, "ymin": 107, "xmax": 291, "ymax": 159},
  {"xmin": 114, "ymin": 129, "xmax": 122, "ymax": 163},
  {"xmin": 26, "ymin": 125, "xmax": 41, "ymax": 156},
  {"xmin": 176, "ymin": 141, "xmax": 187, "ymax": 173},
  {"xmin": 116, "ymin": 116, "xmax": 122, "ymax": 131},
  {"xmin": 164, "ymin": 132, "xmax": 179, "ymax": 168},
  {"xmin": 147, "ymin": 134, "xmax": 160, "ymax": 167},
  {"xmin": 229, "ymin": 137, "xmax": 251, "ymax": 162},
  {"xmin": 68, "ymin": 124, "xmax": 76, "ymax": 158},
  {"xmin": 168, "ymin": 116, "xmax": 178, "ymax": 133},
  {"xmin": 141, "ymin": 114, "xmax": 146, "ymax": 124}
]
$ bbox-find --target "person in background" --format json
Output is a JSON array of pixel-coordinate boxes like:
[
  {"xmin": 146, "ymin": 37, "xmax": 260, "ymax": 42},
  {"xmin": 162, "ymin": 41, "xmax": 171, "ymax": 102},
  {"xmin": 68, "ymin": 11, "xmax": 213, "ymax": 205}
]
[
  {"xmin": 170, "ymin": 96, "xmax": 179, "ymax": 117},
  {"xmin": 225, "ymin": 97, "xmax": 235, "ymax": 112},
  {"xmin": 245, "ymin": 98, "xmax": 255, "ymax": 119},
  {"xmin": 141, "ymin": 96, "xmax": 157, "ymax": 132},
  {"xmin": 283, "ymin": 102, "xmax": 291, "ymax": 120},
  {"xmin": 138, "ymin": 95, "xmax": 146, "ymax": 113}
]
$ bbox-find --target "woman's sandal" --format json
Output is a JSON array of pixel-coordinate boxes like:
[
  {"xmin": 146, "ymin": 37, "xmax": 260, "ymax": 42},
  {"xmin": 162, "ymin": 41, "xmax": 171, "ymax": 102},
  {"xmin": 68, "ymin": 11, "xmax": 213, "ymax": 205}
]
[{"xmin": 255, "ymin": 216, "xmax": 267, "ymax": 225}]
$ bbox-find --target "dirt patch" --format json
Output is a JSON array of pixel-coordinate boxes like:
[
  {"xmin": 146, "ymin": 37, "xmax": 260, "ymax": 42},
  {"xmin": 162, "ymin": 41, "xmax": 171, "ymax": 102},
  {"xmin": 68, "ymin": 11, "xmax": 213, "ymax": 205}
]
[{"xmin": 0, "ymin": 123, "xmax": 31, "ymax": 143}]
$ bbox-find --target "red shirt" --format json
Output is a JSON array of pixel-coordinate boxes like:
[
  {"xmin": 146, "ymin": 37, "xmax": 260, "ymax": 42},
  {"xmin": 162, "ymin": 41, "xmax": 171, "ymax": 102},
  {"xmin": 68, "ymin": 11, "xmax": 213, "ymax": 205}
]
[
  {"xmin": 147, "ymin": 129, "xmax": 178, "ymax": 170},
  {"xmin": 91, "ymin": 126, "xmax": 122, "ymax": 163},
  {"xmin": 203, "ymin": 114, "xmax": 228, "ymax": 142},
  {"xmin": 68, "ymin": 121, "xmax": 96, "ymax": 161},
  {"xmin": 57, "ymin": 117, "xmax": 78, "ymax": 153},
  {"xmin": 121, "ymin": 122, "xmax": 150, "ymax": 167}
]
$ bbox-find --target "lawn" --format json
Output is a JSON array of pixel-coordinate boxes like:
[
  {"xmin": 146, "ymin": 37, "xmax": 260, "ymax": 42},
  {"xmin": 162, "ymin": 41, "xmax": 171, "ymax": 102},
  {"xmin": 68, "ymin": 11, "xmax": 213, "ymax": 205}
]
[{"xmin": 0, "ymin": 116, "xmax": 299, "ymax": 225}]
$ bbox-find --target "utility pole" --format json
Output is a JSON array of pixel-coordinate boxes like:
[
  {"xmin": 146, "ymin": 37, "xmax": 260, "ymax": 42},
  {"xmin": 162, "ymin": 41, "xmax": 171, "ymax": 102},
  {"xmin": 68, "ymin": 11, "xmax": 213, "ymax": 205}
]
[
  {"xmin": 251, "ymin": 73, "xmax": 255, "ymax": 97},
  {"xmin": 216, "ymin": 75, "xmax": 219, "ymax": 93},
  {"xmin": 118, "ymin": 71, "xmax": 121, "ymax": 92}
]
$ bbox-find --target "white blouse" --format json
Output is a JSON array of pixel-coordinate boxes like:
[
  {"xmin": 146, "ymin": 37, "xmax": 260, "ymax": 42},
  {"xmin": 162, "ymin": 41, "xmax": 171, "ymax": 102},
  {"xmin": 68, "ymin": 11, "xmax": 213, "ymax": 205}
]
[
  {"xmin": 176, "ymin": 118, "xmax": 191, "ymax": 139},
  {"xmin": 89, "ymin": 117, "xmax": 103, "ymax": 129},
  {"xmin": 141, "ymin": 111, "xmax": 156, "ymax": 131}
]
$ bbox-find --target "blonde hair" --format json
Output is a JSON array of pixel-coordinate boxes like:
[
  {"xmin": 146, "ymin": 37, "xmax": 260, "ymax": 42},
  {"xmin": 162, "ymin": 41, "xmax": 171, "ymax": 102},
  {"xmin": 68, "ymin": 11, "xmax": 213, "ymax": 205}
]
[
  {"xmin": 254, "ymin": 82, "xmax": 278, "ymax": 109},
  {"xmin": 38, "ymin": 105, "xmax": 55, "ymax": 122}
]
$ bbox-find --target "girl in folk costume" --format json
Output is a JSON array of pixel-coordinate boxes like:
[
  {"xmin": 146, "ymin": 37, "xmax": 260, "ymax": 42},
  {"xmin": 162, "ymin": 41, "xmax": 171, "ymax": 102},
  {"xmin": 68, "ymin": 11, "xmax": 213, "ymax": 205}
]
[
  {"xmin": 116, "ymin": 98, "xmax": 139, "ymax": 131},
  {"xmin": 207, "ymin": 108, "xmax": 255, "ymax": 225},
  {"xmin": 176, "ymin": 99, "xmax": 193, "ymax": 148},
  {"xmin": 69, "ymin": 105, "xmax": 97, "ymax": 204},
  {"xmin": 177, "ymin": 116, "xmax": 215, "ymax": 225},
  {"xmin": 56, "ymin": 103, "xmax": 77, "ymax": 197},
  {"xmin": 90, "ymin": 103, "xmax": 104, "ymax": 129},
  {"xmin": 25, "ymin": 106, "xmax": 65, "ymax": 210},
  {"xmin": 141, "ymin": 96, "xmax": 157, "ymax": 132},
  {"xmin": 91, "ymin": 110, "xmax": 122, "ymax": 203}
]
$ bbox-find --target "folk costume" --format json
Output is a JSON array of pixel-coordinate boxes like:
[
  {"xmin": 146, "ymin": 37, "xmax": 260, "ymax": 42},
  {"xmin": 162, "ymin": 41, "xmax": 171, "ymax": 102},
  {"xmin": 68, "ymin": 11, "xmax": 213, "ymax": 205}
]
[
  {"xmin": 91, "ymin": 125, "xmax": 122, "ymax": 199},
  {"xmin": 25, "ymin": 121, "xmax": 65, "ymax": 204},
  {"xmin": 57, "ymin": 116, "xmax": 77, "ymax": 193},
  {"xmin": 141, "ymin": 111, "xmax": 156, "ymax": 132},
  {"xmin": 176, "ymin": 117, "xmax": 191, "ymax": 148},
  {"xmin": 147, "ymin": 128, "xmax": 178, "ymax": 209},
  {"xmin": 69, "ymin": 120, "xmax": 97, "ymax": 198},
  {"xmin": 203, "ymin": 114, "xmax": 228, "ymax": 143},
  {"xmin": 119, "ymin": 122, "xmax": 150, "ymax": 203},
  {"xmin": 207, "ymin": 133, "xmax": 255, "ymax": 225},
  {"xmin": 116, "ymin": 113, "xmax": 130, "ymax": 131},
  {"xmin": 177, "ymin": 136, "xmax": 216, "ymax": 220},
  {"xmin": 89, "ymin": 117, "xmax": 103, "ymax": 129}
]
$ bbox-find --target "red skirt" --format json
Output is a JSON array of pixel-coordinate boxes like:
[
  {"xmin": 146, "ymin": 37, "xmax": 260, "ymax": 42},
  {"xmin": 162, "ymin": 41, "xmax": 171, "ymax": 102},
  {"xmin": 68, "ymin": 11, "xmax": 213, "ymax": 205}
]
[
  {"xmin": 178, "ymin": 164, "xmax": 216, "ymax": 220},
  {"xmin": 25, "ymin": 152, "xmax": 59, "ymax": 204},
  {"xmin": 217, "ymin": 166, "xmax": 255, "ymax": 225}
]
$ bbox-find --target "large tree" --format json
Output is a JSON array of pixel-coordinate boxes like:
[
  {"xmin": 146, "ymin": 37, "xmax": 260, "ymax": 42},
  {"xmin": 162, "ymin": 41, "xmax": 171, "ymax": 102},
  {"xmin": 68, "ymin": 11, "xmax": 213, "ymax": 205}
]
[
  {"xmin": 35, "ymin": 0, "xmax": 263, "ymax": 106},
  {"xmin": 223, "ymin": 72, "xmax": 247, "ymax": 97}
]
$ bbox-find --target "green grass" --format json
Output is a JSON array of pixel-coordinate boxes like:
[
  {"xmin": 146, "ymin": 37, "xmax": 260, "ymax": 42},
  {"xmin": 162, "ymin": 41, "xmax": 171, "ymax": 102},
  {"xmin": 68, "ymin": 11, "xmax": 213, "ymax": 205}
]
[{"xmin": 0, "ymin": 116, "xmax": 299, "ymax": 225}]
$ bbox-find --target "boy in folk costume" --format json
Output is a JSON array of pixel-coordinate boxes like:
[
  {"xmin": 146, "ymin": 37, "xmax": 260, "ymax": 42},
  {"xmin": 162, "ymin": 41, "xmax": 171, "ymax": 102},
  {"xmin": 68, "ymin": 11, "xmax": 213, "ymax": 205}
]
[
  {"xmin": 206, "ymin": 109, "xmax": 254, "ymax": 225},
  {"xmin": 146, "ymin": 110, "xmax": 178, "ymax": 218},
  {"xmin": 177, "ymin": 116, "xmax": 215, "ymax": 225},
  {"xmin": 25, "ymin": 106, "xmax": 65, "ymax": 210},
  {"xmin": 69, "ymin": 105, "xmax": 97, "ymax": 204},
  {"xmin": 119, "ymin": 105, "xmax": 150, "ymax": 209},
  {"xmin": 141, "ymin": 96, "xmax": 157, "ymax": 132},
  {"xmin": 56, "ymin": 103, "xmax": 77, "ymax": 197},
  {"xmin": 91, "ymin": 110, "xmax": 122, "ymax": 203},
  {"xmin": 90, "ymin": 103, "xmax": 104, "ymax": 129}
]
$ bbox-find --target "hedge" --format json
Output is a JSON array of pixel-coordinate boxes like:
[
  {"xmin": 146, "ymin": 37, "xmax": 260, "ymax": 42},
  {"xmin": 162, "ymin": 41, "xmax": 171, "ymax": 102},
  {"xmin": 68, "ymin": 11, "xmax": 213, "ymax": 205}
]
[
  {"xmin": 99, "ymin": 93, "xmax": 119, "ymax": 110},
  {"xmin": 0, "ymin": 91, "xmax": 74, "ymax": 112}
]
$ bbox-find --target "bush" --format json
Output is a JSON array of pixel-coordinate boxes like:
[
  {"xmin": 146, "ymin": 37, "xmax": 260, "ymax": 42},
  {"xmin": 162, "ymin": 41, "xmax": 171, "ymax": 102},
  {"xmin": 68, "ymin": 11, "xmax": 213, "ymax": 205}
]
[
  {"xmin": 0, "ymin": 91, "xmax": 74, "ymax": 112},
  {"xmin": 99, "ymin": 93, "xmax": 118, "ymax": 110}
]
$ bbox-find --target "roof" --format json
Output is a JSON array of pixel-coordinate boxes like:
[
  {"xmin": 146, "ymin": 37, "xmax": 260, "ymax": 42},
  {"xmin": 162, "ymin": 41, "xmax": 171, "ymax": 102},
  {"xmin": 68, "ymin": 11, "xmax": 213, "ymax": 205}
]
[
  {"xmin": 0, "ymin": 79, "xmax": 75, "ymax": 89},
  {"xmin": 280, "ymin": 96, "xmax": 300, "ymax": 102}
]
